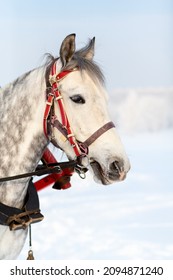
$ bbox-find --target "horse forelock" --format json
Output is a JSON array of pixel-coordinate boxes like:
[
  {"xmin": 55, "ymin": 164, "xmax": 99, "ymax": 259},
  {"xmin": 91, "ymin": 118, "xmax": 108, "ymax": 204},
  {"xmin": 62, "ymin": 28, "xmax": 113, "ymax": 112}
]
[{"xmin": 44, "ymin": 49, "xmax": 105, "ymax": 86}]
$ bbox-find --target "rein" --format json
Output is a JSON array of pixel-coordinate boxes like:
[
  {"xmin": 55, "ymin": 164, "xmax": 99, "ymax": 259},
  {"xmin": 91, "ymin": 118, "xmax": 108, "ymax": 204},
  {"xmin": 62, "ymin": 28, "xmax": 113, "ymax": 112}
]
[{"xmin": 0, "ymin": 160, "xmax": 77, "ymax": 183}]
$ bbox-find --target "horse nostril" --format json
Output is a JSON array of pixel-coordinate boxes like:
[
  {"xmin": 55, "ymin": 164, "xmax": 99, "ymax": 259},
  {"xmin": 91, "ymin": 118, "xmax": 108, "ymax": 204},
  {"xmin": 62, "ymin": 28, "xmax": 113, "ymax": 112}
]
[
  {"xmin": 110, "ymin": 160, "xmax": 123, "ymax": 172},
  {"xmin": 109, "ymin": 159, "xmax": 126, "ymax": 181}
]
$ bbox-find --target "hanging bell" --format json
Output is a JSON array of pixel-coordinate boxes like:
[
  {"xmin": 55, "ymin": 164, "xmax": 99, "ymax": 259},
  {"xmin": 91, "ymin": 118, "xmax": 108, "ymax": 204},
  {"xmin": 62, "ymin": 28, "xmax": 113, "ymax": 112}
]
[{"xmin": 27, "ymin": 249, "xmax": 34, "ymax": 260}]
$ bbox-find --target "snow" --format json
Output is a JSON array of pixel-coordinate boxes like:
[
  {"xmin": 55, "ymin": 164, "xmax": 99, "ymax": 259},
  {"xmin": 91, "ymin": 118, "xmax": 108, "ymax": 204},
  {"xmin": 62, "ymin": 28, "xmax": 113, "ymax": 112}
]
[
  {"xmin": 20, "ymin": 88, "xmax": 173, "ymax": 260},
  {"xmin": 109, "ymin": 88, "xmax": 173, "ymax": 133}
]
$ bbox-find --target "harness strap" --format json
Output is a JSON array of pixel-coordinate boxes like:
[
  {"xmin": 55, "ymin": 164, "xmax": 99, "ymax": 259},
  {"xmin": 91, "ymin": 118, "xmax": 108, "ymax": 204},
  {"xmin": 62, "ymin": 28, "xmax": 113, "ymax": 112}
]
[
  {"xmin": 0, "ymin": 160, "xmax": 77, "ymax": 183},
  {"xmin": 53, "ymin": 118, "xmax": 68, "ymax": 139},
  {"xmin": 0, "ymin": 179, "xmax": 44, "ymax": 230},
  {"xmin": 38, "ymin": 148, "xmax": 75, "ymax": 190},
  {"xmin": 43, "ymin": 94, "xmax": 54, "ymax": 139},
  {"xmin": 81, "ymin": 121, "xmax": 115, "ymax": 148}
]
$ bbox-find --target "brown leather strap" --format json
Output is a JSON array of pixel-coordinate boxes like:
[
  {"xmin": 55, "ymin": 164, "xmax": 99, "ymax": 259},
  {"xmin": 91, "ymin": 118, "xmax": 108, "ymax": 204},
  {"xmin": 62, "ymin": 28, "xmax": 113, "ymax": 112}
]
[
  {"xmin": 52, "ymin": 120, "xmax": 115, "ymax": 154},
  {"xmin": 53, "ymin": 119, "xmax": 68, "ymax": 138},
  {"xmin": 82, "ymin": 121, "xmax": 115, "ymax": 148}
]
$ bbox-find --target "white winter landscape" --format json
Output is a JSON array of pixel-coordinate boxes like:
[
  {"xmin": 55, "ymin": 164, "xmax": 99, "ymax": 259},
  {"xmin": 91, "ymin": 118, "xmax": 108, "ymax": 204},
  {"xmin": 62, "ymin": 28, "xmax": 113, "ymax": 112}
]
[{"xmin": 20, "ymin": 88, "xmax": 173, "ymax": 260}]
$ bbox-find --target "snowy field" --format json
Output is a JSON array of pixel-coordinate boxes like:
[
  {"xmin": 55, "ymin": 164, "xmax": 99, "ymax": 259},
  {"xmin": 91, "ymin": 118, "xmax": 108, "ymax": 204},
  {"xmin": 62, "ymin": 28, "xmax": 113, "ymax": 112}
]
[{"xmin": 20, "ymin": 88, "xmax": 173, "ymax": 260}]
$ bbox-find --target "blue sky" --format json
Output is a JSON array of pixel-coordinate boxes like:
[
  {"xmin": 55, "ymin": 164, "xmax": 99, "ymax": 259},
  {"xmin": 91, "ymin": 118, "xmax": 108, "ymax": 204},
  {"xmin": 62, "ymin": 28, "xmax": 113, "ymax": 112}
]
[{"xmin": 0, "ymin": 0, "xmax": 172, "ymax": 89}]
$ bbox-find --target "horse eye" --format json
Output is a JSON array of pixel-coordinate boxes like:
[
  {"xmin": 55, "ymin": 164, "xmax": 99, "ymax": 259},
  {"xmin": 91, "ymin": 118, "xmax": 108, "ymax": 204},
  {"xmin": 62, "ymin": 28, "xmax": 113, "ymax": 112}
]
[{"xmin": 70, "ymin": 95, "xmax": 85, "ymax": 104}]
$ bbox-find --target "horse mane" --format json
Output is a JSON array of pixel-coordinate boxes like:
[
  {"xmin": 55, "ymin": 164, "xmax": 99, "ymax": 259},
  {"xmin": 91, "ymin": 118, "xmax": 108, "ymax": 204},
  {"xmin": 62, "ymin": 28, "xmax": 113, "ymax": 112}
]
[{"xmin": 44, "ymin": 41, "xmax": 105, "ymax": 85}]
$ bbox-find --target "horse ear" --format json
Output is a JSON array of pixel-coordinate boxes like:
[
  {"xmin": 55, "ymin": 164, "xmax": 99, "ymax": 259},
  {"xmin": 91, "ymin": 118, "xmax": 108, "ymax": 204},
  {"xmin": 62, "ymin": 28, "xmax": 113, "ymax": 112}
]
[
  {"xmin": 59, "ymin": 34, "xmax": 76, "ymax": 67},
  {"xmin": 83, "ymin": 37, "xmax": 95, "ymax": 60}
]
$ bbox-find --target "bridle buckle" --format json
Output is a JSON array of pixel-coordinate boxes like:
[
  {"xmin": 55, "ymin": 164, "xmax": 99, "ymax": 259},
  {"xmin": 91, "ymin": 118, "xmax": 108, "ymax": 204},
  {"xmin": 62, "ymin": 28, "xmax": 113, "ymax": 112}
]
[{"xmin": 49, "ymin": 74, "xmax": 57, "ymax": 85}]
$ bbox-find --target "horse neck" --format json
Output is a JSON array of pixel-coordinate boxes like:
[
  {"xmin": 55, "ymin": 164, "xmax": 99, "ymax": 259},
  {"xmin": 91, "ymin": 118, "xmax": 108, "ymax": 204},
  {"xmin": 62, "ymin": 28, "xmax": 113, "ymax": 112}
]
[{"xmin": 0, "ymin": 67, "xmax": 48, "ymax": 208}]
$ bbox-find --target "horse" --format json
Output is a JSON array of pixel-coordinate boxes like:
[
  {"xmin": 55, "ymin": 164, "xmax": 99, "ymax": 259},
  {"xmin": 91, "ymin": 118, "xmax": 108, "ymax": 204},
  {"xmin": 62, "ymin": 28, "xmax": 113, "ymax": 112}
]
[{"xmin": 0, "ymin": 34, "xmax": 130, "ymax": 259}]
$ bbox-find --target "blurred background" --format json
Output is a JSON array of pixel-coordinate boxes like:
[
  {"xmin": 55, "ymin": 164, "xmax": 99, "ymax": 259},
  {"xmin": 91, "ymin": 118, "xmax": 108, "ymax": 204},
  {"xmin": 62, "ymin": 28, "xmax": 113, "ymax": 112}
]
[{"xmin": 0, "ymin": 0, "xmax": 173, "ymax": 259}]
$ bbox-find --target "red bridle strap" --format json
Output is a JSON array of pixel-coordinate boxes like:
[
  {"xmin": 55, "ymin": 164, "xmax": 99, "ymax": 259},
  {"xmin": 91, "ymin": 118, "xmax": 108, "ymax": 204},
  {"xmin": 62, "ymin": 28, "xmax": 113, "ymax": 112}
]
[{"xmin": 44, "ymin": 63, "xmax": 81, "ymax": 157}]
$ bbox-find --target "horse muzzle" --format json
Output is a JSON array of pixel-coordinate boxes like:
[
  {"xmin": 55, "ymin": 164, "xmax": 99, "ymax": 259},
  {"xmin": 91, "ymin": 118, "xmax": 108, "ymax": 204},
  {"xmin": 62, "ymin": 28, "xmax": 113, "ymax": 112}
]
[{"xmin": 90, "ymin": 157, "xmax": 130, "ymax": 185}]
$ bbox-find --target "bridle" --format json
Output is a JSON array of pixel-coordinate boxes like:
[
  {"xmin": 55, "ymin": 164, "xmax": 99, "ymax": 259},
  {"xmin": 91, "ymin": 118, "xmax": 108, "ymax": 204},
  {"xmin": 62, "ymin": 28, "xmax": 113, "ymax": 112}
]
[{"xmin": 44, "ymin": 61, "xmax": 115, "ymax": 164}]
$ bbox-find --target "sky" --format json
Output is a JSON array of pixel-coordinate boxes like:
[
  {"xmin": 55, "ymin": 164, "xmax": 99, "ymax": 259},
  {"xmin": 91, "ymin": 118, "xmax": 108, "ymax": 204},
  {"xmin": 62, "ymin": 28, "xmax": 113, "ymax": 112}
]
[{"xmin": 0, "ymin": 0, "xmax": 172, "ymax": 90}]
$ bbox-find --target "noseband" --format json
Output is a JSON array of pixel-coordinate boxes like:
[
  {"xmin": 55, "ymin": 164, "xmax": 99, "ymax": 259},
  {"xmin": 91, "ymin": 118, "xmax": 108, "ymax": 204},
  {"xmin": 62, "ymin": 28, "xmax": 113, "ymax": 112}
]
[{"xmin": 44, "ymin": 62, "xmax": 115, "ymax": 162}]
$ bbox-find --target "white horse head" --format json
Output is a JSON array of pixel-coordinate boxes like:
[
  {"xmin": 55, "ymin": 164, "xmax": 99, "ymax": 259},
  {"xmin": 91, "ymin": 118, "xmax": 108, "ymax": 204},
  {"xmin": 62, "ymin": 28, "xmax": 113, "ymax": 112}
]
[{"xmin": 46, "ymin": 34, "xmax": 130, "ymax": 184}]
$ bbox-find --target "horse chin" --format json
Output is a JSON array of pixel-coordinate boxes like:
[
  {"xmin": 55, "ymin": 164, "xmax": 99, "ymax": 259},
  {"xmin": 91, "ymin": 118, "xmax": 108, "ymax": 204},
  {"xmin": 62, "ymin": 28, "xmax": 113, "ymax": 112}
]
[{"xmin": 90, "ymin": 161, "xmax": 126, "ymax": 185}]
